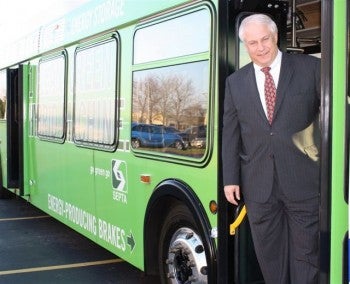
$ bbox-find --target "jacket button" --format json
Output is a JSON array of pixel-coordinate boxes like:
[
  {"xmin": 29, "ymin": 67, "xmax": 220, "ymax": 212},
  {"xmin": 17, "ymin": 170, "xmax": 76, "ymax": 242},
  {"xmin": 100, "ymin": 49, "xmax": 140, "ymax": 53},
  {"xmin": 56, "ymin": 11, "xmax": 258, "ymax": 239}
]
[{"xmin": 269, "ymin": 154, "xmax": 274, "ymax": 159}]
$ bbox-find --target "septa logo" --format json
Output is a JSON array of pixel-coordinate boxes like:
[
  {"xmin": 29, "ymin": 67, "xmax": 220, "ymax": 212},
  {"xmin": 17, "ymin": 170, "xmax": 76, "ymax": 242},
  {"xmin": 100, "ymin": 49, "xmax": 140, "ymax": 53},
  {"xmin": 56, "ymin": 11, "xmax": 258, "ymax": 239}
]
[{"xmin": 111, "ymin": 160, "xmax": 127, "ymax": 193}]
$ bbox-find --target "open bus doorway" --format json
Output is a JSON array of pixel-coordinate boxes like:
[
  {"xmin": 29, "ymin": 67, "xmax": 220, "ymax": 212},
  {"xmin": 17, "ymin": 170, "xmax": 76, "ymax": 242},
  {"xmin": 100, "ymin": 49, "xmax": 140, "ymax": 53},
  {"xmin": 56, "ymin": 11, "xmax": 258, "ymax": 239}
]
[
  {"xmin": 222, "ymin": 0, "xmax": 322, "ymax": 283},
  {"xmin": 6, "ymin": 66, "xmax": 23, "ymax": 194}
]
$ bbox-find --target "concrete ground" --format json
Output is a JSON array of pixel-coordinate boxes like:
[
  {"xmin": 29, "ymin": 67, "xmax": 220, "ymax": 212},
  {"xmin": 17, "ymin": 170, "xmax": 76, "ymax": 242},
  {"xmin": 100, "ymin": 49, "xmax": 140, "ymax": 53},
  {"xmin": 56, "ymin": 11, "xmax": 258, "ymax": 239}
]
[{"xmin": 0, "ymin": 193, "xmax": 153, "ymax": 284}]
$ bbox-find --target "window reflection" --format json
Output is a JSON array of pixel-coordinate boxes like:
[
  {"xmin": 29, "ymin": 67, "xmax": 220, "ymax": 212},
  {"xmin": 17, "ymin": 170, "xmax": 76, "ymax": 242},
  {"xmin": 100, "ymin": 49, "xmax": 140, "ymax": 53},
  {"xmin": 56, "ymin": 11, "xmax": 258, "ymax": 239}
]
[
  {"xmin": 134, "ymin": 9, "xmax": 210, "ymax": 64},
  {"xmin": 239, "ymin": 40, "xmax": 252, "ymax": 68},
  {"xmin": 132, "ymin": 8, "xmax": 211, "ymax": 158},
  {"xmin": 37, "ymin": 55, "xmax": 65, "ymax": 139},
  {"xmin": 0, "ymin": 71, "xmax": 6, "ymax": 119},
  {"xmin": 74, "ymin": 39, "xmax": 117, "ymax": 149},
  {"xmin": 132, "ymin": 61, "xmax": 208, "ymax": 158}
]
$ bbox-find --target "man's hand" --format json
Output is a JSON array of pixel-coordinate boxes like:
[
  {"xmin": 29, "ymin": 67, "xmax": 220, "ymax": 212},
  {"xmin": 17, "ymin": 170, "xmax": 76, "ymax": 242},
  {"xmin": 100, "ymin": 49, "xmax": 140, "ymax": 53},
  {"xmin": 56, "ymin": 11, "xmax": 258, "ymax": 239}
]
[{"xmin": 224, "ymin": 185, "xmax": 241, "ymax": 205}]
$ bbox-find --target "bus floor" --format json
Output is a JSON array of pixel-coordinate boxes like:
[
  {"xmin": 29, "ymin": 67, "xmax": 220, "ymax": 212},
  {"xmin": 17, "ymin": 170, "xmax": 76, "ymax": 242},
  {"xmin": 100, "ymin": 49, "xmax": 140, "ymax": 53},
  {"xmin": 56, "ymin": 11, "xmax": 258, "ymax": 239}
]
[{"xmin": 0, "ymin": 192, "xmax": 155, "ymax": 284}]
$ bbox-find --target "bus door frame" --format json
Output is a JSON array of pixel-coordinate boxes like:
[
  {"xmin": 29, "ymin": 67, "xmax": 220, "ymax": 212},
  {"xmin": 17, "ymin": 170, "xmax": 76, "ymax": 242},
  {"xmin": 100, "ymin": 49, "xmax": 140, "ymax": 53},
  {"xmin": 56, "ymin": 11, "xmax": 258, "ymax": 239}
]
[
  {"xmin": 217, "ymin": 1, "xmax": 288, "ymax": 283},
  {"xmin": 6, "ymin": 66, "xmax": 23, "ymax": 195}
]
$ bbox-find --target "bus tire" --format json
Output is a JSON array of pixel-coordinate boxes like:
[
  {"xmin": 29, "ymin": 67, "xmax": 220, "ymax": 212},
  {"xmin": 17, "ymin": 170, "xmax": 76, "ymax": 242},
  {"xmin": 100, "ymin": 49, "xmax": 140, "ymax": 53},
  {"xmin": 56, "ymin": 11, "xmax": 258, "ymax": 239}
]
[
  {"xmin": 158, "ymin": 204, "xmax": 208, "ymax": 284},
  {"xmin": 131, "ymin": 139, "xmax": 141, "ymax": 148},
  {"xmin": 174, "ymin": 140, "xmax": 184, "ymax": 150}
]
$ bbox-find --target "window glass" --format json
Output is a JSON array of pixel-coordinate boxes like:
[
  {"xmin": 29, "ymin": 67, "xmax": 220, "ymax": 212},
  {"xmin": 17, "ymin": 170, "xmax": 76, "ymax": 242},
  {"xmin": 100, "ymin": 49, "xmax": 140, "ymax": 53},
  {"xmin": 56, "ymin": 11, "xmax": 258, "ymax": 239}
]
[
  {"xmin": 0, "ymin": 71, "xmax": 6, "ymax": 119},
  {"xmin": 132, "ymin": 8, "xmax": 211, "ymax": 158},
  {"xmin": 134, "ymin": 9, "xmax": 210, "ymax": 64},
  {"xmin": 37, "ymin": 55, "xmax": 65, "ymax": 139},
  {"xmin": 132, "ymin": 61, "xmax": 209, "ymax": 157},
  {"xmin": 239, "ymin": 40, "xmax": 252, "ymax": 68},
  {"xmin": 74, "ymin": 39, "xmax": 117, "ymax": 149}
]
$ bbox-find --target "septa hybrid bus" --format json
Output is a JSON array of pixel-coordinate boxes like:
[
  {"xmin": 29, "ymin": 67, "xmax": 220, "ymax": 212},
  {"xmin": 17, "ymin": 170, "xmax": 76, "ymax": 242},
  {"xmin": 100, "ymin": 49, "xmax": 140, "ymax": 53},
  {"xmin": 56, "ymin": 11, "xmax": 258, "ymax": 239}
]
[{"xmin": 0, "ymin": 0, "xmax": 347, "ymax": 283}]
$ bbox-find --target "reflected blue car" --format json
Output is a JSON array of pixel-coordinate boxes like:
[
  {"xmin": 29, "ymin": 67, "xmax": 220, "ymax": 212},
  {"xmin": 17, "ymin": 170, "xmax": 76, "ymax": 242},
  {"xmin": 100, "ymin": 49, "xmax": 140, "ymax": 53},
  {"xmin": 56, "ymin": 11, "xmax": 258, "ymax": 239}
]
[{"xmin": 131, "ymin": 123, "xmax": 188, "ymax": 150}]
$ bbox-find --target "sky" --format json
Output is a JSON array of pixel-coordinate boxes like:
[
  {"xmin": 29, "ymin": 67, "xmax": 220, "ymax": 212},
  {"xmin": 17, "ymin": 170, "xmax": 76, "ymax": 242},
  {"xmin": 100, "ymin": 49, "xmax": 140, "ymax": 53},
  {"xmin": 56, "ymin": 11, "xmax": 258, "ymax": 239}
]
[{"xmin": 0, "ymin": 0, "xmax": 91, "ymax": 47}]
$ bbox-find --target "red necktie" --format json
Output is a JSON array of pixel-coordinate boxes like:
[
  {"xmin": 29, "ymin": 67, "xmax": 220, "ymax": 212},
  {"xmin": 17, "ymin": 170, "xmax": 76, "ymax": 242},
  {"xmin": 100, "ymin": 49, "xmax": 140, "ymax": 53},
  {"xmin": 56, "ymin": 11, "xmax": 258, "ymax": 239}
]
[{"xmin": 261, "ymin": 67, "xmax": 276, "ymax": 124}]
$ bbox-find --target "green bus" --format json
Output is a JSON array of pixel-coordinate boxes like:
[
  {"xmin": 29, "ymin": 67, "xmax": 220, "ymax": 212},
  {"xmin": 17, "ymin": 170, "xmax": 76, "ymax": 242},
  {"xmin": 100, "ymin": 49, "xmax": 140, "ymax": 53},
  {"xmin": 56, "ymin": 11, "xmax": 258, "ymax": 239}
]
[{"xmin": 0, "ymin": 0, "xmax": 347, "ymax": 283}]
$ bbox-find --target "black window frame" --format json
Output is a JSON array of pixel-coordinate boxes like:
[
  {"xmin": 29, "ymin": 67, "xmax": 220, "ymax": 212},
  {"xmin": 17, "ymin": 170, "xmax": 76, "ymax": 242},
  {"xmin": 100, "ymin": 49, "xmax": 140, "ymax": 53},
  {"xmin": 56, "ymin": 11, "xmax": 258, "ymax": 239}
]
[
  {"xmin": 37, "ymin": 51, "xmax": 67, "ymax": 143},
  {"xmin": 73, "ymin": 35, "xmax": 120, "ymax": 152}
]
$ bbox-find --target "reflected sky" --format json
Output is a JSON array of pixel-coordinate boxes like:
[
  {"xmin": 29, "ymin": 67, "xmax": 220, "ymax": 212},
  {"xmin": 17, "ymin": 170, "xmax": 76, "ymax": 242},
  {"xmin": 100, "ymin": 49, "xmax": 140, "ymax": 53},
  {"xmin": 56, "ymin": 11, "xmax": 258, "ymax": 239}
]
[{"xmin": 134, "ymin": 9, "xmax": 210, "ymax": 64}]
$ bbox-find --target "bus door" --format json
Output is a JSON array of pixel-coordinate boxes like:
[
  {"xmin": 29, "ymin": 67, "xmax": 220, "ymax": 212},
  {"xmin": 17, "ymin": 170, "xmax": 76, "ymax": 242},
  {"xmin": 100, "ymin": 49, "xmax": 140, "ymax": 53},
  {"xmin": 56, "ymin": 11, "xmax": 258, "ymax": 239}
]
[
  {"xmin": 6, "ymin": 66, "xmax": 24, "ymax": 194},
  {"xmin": 225, "ymin": 1, "xmax": 324, "ymax": 283},
  {"xmin": 221, "ymin": 2, "xmax": 288, "ymax": 283}
]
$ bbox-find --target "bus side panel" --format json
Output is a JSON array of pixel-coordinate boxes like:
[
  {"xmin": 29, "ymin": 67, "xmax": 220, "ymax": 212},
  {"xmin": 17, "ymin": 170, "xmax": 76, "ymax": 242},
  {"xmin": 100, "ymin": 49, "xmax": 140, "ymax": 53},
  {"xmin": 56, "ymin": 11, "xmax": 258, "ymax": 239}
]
[
  {"xmin": 91, "ymin": 28, "xmax": 146, "ymax": 269},
  {"xmin": 329, "ymin": 0, "xmax": 349, "ymax": 282},
  {"xmin": 94, "ymin": 150, "xmax": 145, "ymax": 270},
  {"xmin": 29, "ymin": 141, "xmax": 97, "ymax": 238}
]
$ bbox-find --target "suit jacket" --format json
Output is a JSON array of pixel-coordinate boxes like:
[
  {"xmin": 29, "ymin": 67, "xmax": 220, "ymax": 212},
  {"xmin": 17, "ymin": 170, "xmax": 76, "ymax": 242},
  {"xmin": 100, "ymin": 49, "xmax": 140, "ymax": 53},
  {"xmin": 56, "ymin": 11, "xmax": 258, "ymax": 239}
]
[{"xmin": 222, "ymin": 52, "xmax": 321, "ymax": 203}]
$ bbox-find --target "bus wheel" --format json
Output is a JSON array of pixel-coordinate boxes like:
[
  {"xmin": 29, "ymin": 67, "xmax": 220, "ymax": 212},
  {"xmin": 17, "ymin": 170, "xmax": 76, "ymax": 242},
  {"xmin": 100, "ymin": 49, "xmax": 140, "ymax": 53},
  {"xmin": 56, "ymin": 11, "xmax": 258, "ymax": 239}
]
[
  {"xmin": 131, "ymin": 139, "xmax": 141, "ymax": 148},
  {"xmin": 158, "ymin": 205, "xmax": 208, "ymax": 283},
  {"xmin": 174, "ymin": 140, "xmax": 184, "ymax": 150}
]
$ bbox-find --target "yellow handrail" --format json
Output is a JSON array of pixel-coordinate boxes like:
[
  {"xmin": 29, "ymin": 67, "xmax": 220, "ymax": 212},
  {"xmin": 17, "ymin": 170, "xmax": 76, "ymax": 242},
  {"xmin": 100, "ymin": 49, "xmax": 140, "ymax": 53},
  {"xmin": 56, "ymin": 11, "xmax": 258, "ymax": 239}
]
[{"xmin": 229, "ymin": 205, "xmax": 247, "ymax": 235}]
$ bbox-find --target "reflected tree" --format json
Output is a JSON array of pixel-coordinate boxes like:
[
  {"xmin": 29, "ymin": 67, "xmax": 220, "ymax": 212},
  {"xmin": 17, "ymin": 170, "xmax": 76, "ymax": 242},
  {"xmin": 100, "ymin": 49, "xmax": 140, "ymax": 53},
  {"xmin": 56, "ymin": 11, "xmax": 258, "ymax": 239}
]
[
  {"xmin": 168, "ymin": 75, "xmax": 194, "ymax": 129},
  {"xmin": 133, "ymin": 73, "xmax": 199, "ymax": 129},
  {"xmin": 0, "ymin": 98, "xmax": 6, "ymax": 119}
]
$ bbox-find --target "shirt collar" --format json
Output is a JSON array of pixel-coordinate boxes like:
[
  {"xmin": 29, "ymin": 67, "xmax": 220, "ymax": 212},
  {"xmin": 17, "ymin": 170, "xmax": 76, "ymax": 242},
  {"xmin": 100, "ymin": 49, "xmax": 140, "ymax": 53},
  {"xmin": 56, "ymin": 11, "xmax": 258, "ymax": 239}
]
[{"xmin": 253, "ymin": 50, "xmax": 282, "ymax": 72}]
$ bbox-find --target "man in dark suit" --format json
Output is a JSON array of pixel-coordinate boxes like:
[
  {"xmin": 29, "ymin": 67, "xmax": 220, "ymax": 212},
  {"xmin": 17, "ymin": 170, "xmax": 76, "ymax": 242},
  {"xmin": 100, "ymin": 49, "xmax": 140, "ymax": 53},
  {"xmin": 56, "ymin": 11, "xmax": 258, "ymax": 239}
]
[{"xmin": 222, "ymin": 14, "xmax": 320, "ymax": 283}]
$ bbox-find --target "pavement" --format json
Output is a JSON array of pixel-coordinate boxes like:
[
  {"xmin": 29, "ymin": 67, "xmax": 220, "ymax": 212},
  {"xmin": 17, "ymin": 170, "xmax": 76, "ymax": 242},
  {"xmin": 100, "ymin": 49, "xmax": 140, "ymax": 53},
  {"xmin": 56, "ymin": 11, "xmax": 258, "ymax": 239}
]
[{"xmin": 0, "ymin": 192, "xmax": 148, "ymax": 284}]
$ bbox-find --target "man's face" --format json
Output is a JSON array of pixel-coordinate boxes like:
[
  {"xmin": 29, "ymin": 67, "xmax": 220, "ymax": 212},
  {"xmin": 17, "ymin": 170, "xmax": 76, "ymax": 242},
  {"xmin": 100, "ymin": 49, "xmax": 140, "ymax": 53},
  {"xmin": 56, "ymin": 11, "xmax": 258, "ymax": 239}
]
[{"xmin": 243, "ymin": 22, "xmax": 278, "ymax": 67}]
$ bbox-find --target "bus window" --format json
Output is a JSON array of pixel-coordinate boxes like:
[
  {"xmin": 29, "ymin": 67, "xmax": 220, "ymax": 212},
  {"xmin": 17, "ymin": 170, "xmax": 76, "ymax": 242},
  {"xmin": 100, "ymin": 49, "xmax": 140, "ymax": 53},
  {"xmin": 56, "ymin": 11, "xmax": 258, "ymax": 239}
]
[
  {"xmin": 0, "ymin": 71, "xmax": 6, "ymax": 119},
  {"xmin": 133, "ymin": 9, "xmax": 210, "ymax": 64},
  {"xmin": 132, "ymin": 61, "xmax": 209, "ymax": 157},
  {"xmin": 73, "ymin": 38, "xmax": 118, "ymax": 151},
  {"xmin": 37, "ymin": 54, "xmax": 66, "ymax": 141},
  {"xmin": 132, "ymin": 8, "xmax": 211, "ymax": 158},
  {"xmin": 238, "ymin": 40, "xmax": 251, "ymax": 69}
]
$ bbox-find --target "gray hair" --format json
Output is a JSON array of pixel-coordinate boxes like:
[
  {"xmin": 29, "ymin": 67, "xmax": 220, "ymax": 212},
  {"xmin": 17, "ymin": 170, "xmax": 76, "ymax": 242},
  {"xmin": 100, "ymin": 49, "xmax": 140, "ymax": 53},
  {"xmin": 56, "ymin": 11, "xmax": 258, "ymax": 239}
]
[{"xmin": 239, "ymin": 14, "xmax": 278, "ymax": 42}]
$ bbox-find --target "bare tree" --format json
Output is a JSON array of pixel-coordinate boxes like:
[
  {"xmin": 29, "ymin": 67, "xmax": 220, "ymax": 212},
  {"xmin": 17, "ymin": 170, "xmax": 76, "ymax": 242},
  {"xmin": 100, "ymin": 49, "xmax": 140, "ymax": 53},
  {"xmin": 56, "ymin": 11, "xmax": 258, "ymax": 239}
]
[
  {"xmin": 132, "ymin": 80, "xmax": 148, "ymax": 123},
  {"xmin": 0, "ymin": 98, "xmax": 5, "ymax": 119},
  {"xmin": 146, "ymin": 76, "xmax": 162, "ymax": 124},
  {"xmin": 157, "ymin": 75, "xmax": 174, "ymax": 125},
  {"xmin": 133, "ymin": 72, "xmax": 205, "ymax": 129},
  {"xmin": 169, "ymin": 75, "xmax": 195, "ymax": 129},
  {"xmin": 133, "ymin": 75, "xmax": 163, "ymax": 124}
]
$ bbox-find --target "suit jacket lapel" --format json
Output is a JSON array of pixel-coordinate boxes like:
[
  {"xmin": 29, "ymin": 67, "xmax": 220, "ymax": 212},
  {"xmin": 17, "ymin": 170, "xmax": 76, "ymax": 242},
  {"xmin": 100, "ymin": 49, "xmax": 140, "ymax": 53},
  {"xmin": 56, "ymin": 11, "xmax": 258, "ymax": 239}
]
[
  {"xmin": 246, "ymin": 64, "xmax": 268, "ymax": 122},
  {"xmin": 274, "ymin": 54, "xmax": 294, "ymax": 119}
]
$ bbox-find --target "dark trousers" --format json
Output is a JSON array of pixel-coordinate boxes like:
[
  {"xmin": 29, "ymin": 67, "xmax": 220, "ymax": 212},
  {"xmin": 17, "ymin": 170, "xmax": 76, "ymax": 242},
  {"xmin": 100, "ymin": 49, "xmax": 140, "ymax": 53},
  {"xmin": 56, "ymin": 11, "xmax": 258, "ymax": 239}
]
[{"xmin": 245, "ymin": 173, "xmax": 319, "ymax": 284}]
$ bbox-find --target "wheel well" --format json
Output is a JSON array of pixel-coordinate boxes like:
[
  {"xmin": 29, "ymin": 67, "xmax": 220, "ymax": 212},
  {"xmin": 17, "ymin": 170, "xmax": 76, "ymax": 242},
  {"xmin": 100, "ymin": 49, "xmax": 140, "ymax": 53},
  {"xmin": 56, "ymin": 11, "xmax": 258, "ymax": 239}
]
[
  {"xmin": 144, "ymin": 195, "xmax": 179, "ymax": 275},
  {"xmin": 143, "ymin": 179, "xmax": 216, "ymax": 281}
]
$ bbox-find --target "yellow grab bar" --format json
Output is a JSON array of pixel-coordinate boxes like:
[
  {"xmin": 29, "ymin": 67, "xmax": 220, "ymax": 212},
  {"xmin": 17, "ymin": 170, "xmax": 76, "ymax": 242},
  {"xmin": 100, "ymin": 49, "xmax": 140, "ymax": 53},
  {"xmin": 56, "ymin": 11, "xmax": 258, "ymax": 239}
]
[{"xmin": 229, "ymin": 205, "xmax": 247, "ymax": 235}]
